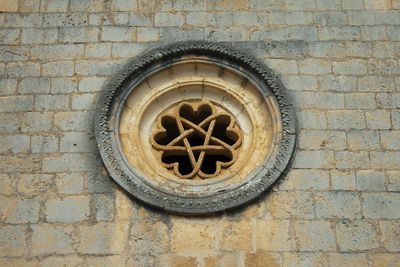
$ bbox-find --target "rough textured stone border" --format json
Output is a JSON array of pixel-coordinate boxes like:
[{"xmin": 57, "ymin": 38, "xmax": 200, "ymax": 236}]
[{"xmin": 95, "ymin": 40, "xmax": 296, "ymax": 214}]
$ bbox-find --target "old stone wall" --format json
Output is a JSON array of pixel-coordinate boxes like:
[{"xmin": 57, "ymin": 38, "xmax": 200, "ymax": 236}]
[{"xmin": 1, "ymin": 0, "xmax": 400, "ymax": 266}]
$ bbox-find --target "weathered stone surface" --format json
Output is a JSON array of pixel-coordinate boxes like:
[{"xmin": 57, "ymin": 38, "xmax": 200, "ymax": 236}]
[
  {"xmin": 315, "ymin": 192, "xmax": 361, "ymax": 219},
  {"xmin": 45, "ymin": 196, "xmax": 90, "ymax": 222},
  {"xmin": 294, "ymin": 220, "xmax": 336, "ymax": 251},
  {"xmin": 0, "ymin": 196, "xmax": 40, "ymax": 224},
  {"xmin": 362, "ymin": 193, "xmax": 400, "ymax": 219},
  {"xmin": 171, "ymin": 221, "xmax": 216, "ymax": 252},
  {"xmin": 245, "ymin": 251, "xmax": 282, "ymax": 267},
  {"xmin": 221, "ymin": 220, "xmax": 253, "ymax": 251},
  {"xmin": 0, "ymin": 225, "xmax": 26, "ymax": 256},
  {"xmin": 31, "ymin": 224, "xmax": 74, "ymax": 256},
  {"xmin": 336, "ymin": 220, "xmax": 379, "ymax": 251},
  {"xmin": 269, "ymin": 192, "xmax": 314, "ymax": 219},
  {"xmin": 129, "ymin": 220, "xmax": 169, "ymax": 255},
  {"xmin": 256, "ymin": 220, "xmax": 291, "ymax": 251}
]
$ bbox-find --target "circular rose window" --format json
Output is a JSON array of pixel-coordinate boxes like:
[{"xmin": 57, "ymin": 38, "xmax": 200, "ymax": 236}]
[{"xmin": 95, "ymin": 41, "xmax": 295, "ymax": 214}]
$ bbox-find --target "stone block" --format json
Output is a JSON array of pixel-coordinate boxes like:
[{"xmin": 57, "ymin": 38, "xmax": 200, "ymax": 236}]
[
  {"xmin": 155, "ymin": 13, "xmax": 184, "ymax": 26},
  {"xmin": 365, "ymin": 0, "xmax": 391, "ymax": 9},
  {"xmin": 331, "ymin": 170, "xmax": 356, "ymax": 190},
  {"xmin": 0, "ymin": 155, "xmax": 41, "ymax": 173},
  {"xmin": 43, "ymin": 154, "xmax": 88, "ymax": 172},
  {"xmin": 31, "ymin": 44, "xmax": 84, "ymax": 60},
  {"xmin": 70, "ymin": 0, "xmax": 107, "ymax": 12},
  {"xmin": 0, "ymin": 46, "xmax": 29, "ymax": 62},
  {"xmin": 101, "ymin": 26, "xmax": 134, "ymax": 42},
  {"xmin": 327, "ymin": 110, "xmax": 365, "ymax": 130},
  {"xmin": 89, "ymin": 13, "xmax": 129, "ymax": 26},
  {"xmin": 0, "ymin": 0, "xmax": 18, "ymax": 11},
  {"xmin": 269, "ymin": 40, "xmax": 308, "ymax": 57},
  {"xmin": 298, "ymin": 130, "xmax": 346, "ymax": 150},
  {"xmin": 356, "ymin": 170, "xmax": 386, "ymax": 191},
  {"xmin": 130, "ymin": 12, "xmax": 153, "ymax": 26},
  {"xmin": 71, "ymin": 93, "xmax": 99, "ymax": 110},
  {"xmin": 347, "ymin": 130, "xmax": 380, "ymax": 150},
  {"xmin": 371, "ymin": 254, "xmax": 400, "ymax": 267},
  {"xmin": 60, "ymin": 132, "xmax": 96, "ymax": 153},
  {"xmin": 136, "ymin": 28, "xmax": 159, "ymax": 42},
  {"xmin": 4, "ymin": 13, "xmax": 42, "ymax": 27},
  {"xmin": 266, "ymin": 59, "xmax": 299, "ymax": 75},
  {"xmin": 327, "ymin": 253, "xmax": 368, "ymax": 267},
  {"xmin": 159, "ymin": 255, "xmax": 196, "ymax": 267},
  {"xmin": 269, "ymin": 191, "xmax": 314, "ymax": 219},
  {"xmin": 245, "ymin": 251, "xmax": 283, "ymax": 266},
  {"xmin": 373, "ymin": 42, "xmax": 400, "ymax": 58},
  {"xmin": 187, "ymin": 12, "xmax": 233, "ymax": 27},
  {"xmin": 371, "ymin": 151, "xmax": 400, "ymax": 168},
  {"xmin": 45, "ymin": 196, "xmax": 90, "ymax": 222},
  {"xmin": 79, "ymin": 77, "xmax": 106, "ymax": 92},
  {"xmin": 31, "ymin": 224, "xmax": 74, "ymax": 256},
  {"xmin": 59, "ymin": 27, "xmax": 99, "ymax": 43},
  {"xmin": 21, "ymin": 29, "xmax": 57, "ymax": 44},
  {"xmin": 315, "ymin": 191, "xmax": 361, "ymax": 219},
  {"xmin": 42, "ymin": 13, "xmax": 88, "ymax": 27},
  {"xmin": 0, "ymin": 225, "xmax": 26, "ymax": 256},
  {"xmin": 86, "ymin": 169, "xmax": 115, "ymax": 193},
  {"xmin": 381, "ymin": 220, "xmax": 400, "ymax": 252},
  {"xmin": 85, "ymin": 43, "xmax": 112, "ymax": 58},
  {"xmin": 299, "ymin": 58, "xmax": 332, "ymax": 74},
  {"xmin": 359, "ymin": 77, "xmax": 396, "ymax": 93},
  {"xmin": 278, "ymin": 169, "xmax": 329, "ymax": 190},
  {"xmin": 345, "ymin": 93, "xmax": 376, "ymax": 109},
  {"xmin": 31, "ymin": 135, "xmax": 58, "ymax": 153},
  {"xmin": 376, "ymin": 10, "xmax": 400, "ymax": 24},
  {"xmin": 21, "ymin": 112, "xmax": 53, "ymax": 132},
  {"xmin": 283, "ymin": 253, "xmax": 328, "ymax": 267},
  {"xmin": 333, "ymin": 61, "xmax": 367, "ymax": 75},
  {"xmin": 342, "ymin": 0, "xmax": 363, "ymax": 9},
  {"xmin": 393, "ymin": 111, "xmax": 400, "ymax": 129},
  {"xmin": 78, "ymin": 222, "xmax": 129, "ymax": 254},
  {"xmin": 349, "ymin": 11, "xmax": 375, "ymax": 25},
  {"xmin": 362, "ymin": 193, "xmax": 400, "ymax": 219},
  {"xmin": 335, "ymin": 151, "xmax": 370, "ymax": 169},
  {"xmin": 292, "ymin": 92, "xmax": 344, "ymax": 109},
  {"xmin": 366, "ymin": 110, "xmax": 391, "ymax": 129},
  {"xmin": 294, "ymin": 220, "xmax": 336, "ymax": 251},
  {"xmin": 76, "ymin": 60, "xmax": 123, "ymax": 75},
  {"xmin": 111, "ymin": 43, "xmax": 151, "ymax": 58},
  {"xmin": 221, "ymin": 220, "xmax": 253, "ymax": 251},
  {"xmin": 0, "ymin": 29, "xmax": 20, "ymax": 45},
  {"xmin": 40, "ymin": 0, "xmax": 69, "ymax": 12},
  {"xmin": 233, "ymin": 12, "xmax": 268, "ymax": 26},
  {"xmin": 205, "ymin": 254, "xmax": 242, "ymax": 266},
  {"xmin": 111, "ymin": 0, "xmax": 137, "ymax": 11},
  {"xmin": 19, "ymin": 78, "xmax": 50, "ymax": 94},
  {"xmin": 388, "ymin": 171, "xmax": 400, "ymax": 191},
  {"xmin": 376, "ymin": 93, "xmax": 400, "ymax": 109},
  {"xmin": 388, "ymin": 26, "xmax": 400, "ymax": 40},
  {"xmin": 0, "ymin": 135, "xmax": 30, "ymax": 154},
  {"xmin": 41, "ymin": 256, "xmax": 84, "ymax": 267},
  {"xmin": 292, "ymin": 150, "xmax": 334, "ymax": 169},
  {"xmin": 314, "ymin": 12, "xmax": 347, "ymax": 25},
  {"xmin": 0, "ymin": 113, "xmax": 19, "ymax": 133},
  {"xmin": 0, "ymin": 174, "xmax": 13, "ymax": 195},
  {"xmin": 129, "ymin": 220, "xmax": 169, "ymax": 255},
  {"xmin": 0, "ymin": 78, "xmax": 18, "ymax": 96},
  {"xmin": 381, "ymin": 130, "xmax": 400, "ymax": 149},
  {"xmin": 56, "ymin": 172, "xmax": 85, "ymax": 194},
  {"xmin": 319, "ymin": 26, "xmax": 361, "ymax": 41},
  {"xmin": 336, "ymin": 220, "xmax": 379, "ymax": 251},
  {"xmin": 173, "ymin": 0, "xmax": 206, "ymax": 10},
  {"xmin": 35, "ymin": 95, "xmax": 69, "ymax": 111},
  {"xmin": 361, "ymin": 26, "xmax": 387, "ymax": 40},
  {"xmin": 55, "ymin": 111, "xmax": 94, "ymax": 131},
  {"xmin": 171, "ymin": 221, "xmax": 216, "ymax": 252},
  {"xmin": 7, "ymin": 62, "xmax": 41, "ymax": 77},
  {"xmin": 318, "ymin": 75, "xmax": 357, "ymax": 92},
  {"xmin": 316, "ymin": 0, "xmax": 341, "ymax": 9},
  {"xmin": 95, "ymin": 193, "xmax": 114, "ymax": 221},
  {"xmin": 17, "ymin": 174, "xmax": 52, "ymax": 194},
  {"xmin": 42, "ymin": 61, "xmax": 74, "ymax": 77},
  {"xmin": 206, "ymin": 29, "xmax": 246, "ymax": 42},
  {"xmin": 160, "ymin": 28, "xmax": 204, "ymax": 42},
  {"xmin": 0, "ymin": 196, "xmax": 40, "ymax": 224},
  {"xmin": 256, "ymin": 219, "xmax": 291, "ymax": 251}
]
